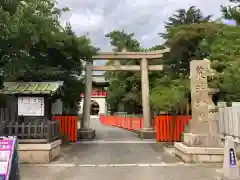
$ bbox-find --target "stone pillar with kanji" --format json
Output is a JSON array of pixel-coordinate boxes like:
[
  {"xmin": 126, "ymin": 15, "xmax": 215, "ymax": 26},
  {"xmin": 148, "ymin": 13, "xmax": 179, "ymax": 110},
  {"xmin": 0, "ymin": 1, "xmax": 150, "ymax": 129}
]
[
  {"xmin": 187, "ymin": 59, "xmax": 221, "ymax": 146},
  {"xmin": 189, "ymin": 59, "xmax": 219, "ymax": 135},
  {"xmin": 189, "ymin": 59, "xmax": 210, "ymax": 134},
  {"xmin": 174, "ymin": 59, "xmax": 224, "ymax": 163}
]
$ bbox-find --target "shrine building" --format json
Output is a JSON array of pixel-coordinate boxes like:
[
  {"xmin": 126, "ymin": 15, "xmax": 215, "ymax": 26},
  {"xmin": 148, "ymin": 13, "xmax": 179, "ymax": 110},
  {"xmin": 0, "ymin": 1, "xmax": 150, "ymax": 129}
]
[{"xmin": 79, "ymin": 75, "xmax": 109, "ymax": 116}]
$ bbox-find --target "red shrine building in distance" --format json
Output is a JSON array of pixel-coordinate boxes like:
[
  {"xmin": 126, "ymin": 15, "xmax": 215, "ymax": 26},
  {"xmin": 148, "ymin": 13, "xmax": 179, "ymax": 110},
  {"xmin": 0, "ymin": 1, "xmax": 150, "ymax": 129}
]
[{"xmin": 79, "ymin": 75, "xmax": 109, "ymax": 116}]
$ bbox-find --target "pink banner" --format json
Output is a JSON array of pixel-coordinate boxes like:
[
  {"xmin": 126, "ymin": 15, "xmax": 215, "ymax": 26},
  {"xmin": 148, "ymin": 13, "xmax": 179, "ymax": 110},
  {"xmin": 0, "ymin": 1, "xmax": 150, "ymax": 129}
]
[{"xmin": 0, "ymin": 139, "xmax": 14, "ymax": 180}]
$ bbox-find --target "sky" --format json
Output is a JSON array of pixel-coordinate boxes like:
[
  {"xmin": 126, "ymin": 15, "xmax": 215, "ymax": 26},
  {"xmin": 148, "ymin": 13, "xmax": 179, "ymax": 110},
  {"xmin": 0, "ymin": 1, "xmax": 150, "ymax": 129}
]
[{"xmin": 57, "ymin": 0, "xmax": 231, "ymax": 71}]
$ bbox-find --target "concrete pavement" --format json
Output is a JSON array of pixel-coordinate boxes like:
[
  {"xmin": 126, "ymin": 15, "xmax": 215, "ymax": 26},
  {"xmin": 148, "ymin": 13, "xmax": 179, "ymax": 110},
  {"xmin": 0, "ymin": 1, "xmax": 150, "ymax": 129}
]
[
  {"xmin": 20, "ymin": 117, "xmax": 221, "ymax": 180},
  {"xmin": 20, "ymin": 165, "xmax": 220, "ymax": 180}
]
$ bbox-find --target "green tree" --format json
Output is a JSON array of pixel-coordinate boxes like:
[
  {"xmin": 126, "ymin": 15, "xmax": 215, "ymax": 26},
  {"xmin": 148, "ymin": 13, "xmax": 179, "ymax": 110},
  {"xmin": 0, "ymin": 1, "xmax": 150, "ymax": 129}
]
[
  {"xmin": 165, "ymin": 22, "xmax": 219, "ymax": 78},
  {"xmin": 0, "ymin": 0, "xmax": 98, "ymax": 114},
  {"xmin": 150, "ymin": 78, "xmax": 189, "ymax": 113},
  {"xmin": 106, "ymin": 30, "xmax": 141, "ymax": 52},
  {"xmin": 105, "ymin": 30, "xmax": 142, "ymax": 114},
  {"xmin": 167, "ymin": 18, "xmax": 240, "ymax": 103},
  {"xmin": 160, "ymin": 6, "xmax": 212, "ymax": 39},
  {"xmin": 105, "ymin": 31, "xmax": 168, "ymax": 114},
  {"xmin": 159, "ymin": 7, "xmax": 212, "ymax": 78},
  {"xmin": 221, "ymin": 0, "xmax": 240, "ymax": 25},
  {"xmin": 106, "ymin": 6, "xmax": 240, "ymax": 116},
  {"xmin": 206, "ymin": 23, "xmax": 240, "ymax": 102},
  {"xmin": 220, "ymin": 65, "xmax": 240, "ymax": 102},
  {"xmin": 149, "ymin": 7, "xmax": 213, "ymax": 116}
]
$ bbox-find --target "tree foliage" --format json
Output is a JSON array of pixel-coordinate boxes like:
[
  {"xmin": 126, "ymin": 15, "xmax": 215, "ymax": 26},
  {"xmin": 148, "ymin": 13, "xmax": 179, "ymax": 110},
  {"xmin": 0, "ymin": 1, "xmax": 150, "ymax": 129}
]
[
  {"xmin": 221, "ymin": 0, "xmax": 240, "ymax": 25},
  {"xmin": 160, "ymin": 6, "xmax": 212, "ymax": 40},
  {"xmin": 0, "ymin": 0, "xmax": 98, "ymax": 114},
  {"xmin": 105, "ymin": 3, "xmax": 240, "ymax": 114},
  {"xmin": 105, "ymin": 30, "xmax": 142, "ymax": 113},
  {"xmin": 104, "ymin": 30, "xmax": 169, "ymax": 114},
  {"xmin": 150, "ymin": 6, "xmax": 213, "ymax": 112},
  {"xmin": 150, "ymin": 78, "xmax": 189, "ymax": 112},
  {"xmin": 208, "ymin": 25, "xmax": 240, "ymax": 102}
]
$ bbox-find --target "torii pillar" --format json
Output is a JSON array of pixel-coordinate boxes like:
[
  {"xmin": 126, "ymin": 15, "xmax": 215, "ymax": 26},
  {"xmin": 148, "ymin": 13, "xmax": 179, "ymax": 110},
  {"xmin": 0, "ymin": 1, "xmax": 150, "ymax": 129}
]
[
  {"xmin": 78, "ymin": 60, "xmax": 96, "ymax": 139},
  {"xmin": 140, "ymin": 58, "xmax": 154, "ymax": 138}
]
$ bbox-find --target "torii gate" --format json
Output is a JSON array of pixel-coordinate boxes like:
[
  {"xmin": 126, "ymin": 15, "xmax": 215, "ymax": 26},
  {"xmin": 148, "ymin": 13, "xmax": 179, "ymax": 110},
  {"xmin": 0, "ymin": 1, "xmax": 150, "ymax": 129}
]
[{"xmin": 78, "ymin": 48, "xmax": 170, "ymax": 139}]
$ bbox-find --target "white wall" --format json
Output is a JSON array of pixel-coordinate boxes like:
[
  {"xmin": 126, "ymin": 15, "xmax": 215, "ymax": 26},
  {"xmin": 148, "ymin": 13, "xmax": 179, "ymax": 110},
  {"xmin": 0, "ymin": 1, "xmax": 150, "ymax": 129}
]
[{"xmin": 79, "ymin": 97, "xmax": 106, "ymax": 115}]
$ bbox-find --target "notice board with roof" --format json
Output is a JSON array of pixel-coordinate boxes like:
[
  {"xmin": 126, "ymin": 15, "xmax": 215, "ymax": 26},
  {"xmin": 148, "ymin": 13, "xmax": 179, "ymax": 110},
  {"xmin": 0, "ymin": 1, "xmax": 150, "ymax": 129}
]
[{"xmin": 0, "ymin": 81, "xmax": 64, "ymax": 122}]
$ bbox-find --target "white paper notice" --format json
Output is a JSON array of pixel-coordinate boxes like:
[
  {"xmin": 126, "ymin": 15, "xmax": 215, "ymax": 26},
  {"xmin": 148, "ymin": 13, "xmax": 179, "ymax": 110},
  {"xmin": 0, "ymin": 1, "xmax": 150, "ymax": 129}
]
[{"xmin": 18, "ymin": 97, "xmax": 44, "ymax": 116}]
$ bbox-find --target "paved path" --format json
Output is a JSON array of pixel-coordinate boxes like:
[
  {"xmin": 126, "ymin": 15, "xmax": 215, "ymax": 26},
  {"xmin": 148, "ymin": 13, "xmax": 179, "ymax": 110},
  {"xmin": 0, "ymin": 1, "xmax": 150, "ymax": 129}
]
[
  {"xmin": 20, "ymin": 117, "xmax": 221, "ymax": 180},
  {"xmin": 90, "ymin": 115, "xmax": 140, "ymax": 140}
]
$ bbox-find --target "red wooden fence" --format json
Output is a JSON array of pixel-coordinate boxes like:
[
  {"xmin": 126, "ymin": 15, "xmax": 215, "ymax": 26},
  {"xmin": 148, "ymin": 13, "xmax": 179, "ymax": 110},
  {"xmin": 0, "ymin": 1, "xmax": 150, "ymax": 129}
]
[
  {"xmin": 99, "ymin": 115, "xmax": 191, "ymax": 142},
  {"xmin": 52, "ymin": 116, "xmax": 78, "ymax": 142},
  {"xmin": 99, "ymin": 115, "xmax": 143, "ymax": 130},
  {"xmin": 155, "ymin": 115, "xmax": 191, "ymax": 142}
]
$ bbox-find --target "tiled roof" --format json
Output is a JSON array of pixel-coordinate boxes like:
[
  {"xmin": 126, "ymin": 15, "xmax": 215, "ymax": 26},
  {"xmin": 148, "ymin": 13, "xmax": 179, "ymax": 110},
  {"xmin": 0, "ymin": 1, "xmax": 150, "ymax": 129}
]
[{"xmin": 0, "ymin": 81, "xmax": 64, "ymax": 94}]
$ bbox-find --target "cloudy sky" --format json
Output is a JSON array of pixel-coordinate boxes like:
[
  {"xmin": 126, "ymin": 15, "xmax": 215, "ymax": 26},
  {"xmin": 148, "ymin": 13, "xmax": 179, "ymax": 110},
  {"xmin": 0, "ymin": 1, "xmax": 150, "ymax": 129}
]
[
  {"xmin": 58, "ymin": 0, "xmax": 230, "ymax": 50},
  {"xmin": 57, "ymin": 0, "xmax": 230, "ymax": 71}
]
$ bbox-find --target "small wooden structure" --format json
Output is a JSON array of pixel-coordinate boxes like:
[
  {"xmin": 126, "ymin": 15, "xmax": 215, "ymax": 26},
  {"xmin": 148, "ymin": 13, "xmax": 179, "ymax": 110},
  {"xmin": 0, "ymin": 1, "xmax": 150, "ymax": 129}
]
[{"xmin": 0, "ymin": 81, "xmax": 64, "ymax": 143}]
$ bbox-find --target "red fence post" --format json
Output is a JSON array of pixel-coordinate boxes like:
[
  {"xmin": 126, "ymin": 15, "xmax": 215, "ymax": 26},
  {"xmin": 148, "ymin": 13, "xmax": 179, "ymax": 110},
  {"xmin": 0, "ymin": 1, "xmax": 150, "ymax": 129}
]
[
  {"xmin": 154, "ymin": 115, "xmax": 191, "ymax": 142},
  {"xmin": 99, "ymin": 115, "xmax": 145, "ymax": 131},
  {"xmin": 52, "ymin": 115, "xmax": 78, "ymax": 142}
]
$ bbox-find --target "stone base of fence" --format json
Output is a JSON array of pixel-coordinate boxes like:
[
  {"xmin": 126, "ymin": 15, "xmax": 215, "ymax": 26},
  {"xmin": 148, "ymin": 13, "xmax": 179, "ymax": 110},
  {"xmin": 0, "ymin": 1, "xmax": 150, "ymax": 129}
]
[
  {"xmin": 173, "ymin": 133, "xmax": 224, "ymax": 163},
  {"xmin": 18, "ymin": 139, "xmax": 61, "ymax": 164}
]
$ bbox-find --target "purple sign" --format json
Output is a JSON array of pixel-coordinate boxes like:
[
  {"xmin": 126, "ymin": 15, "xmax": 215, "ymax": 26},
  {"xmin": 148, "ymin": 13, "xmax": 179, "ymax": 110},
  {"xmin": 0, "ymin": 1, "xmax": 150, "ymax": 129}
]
[
  {"xmin": 0, "ymin": 139, "xmax": 15, "ymax": 180},
  {"xmin": 229, "ymin": 148, "xmax": 237, "ymax": 168}
]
